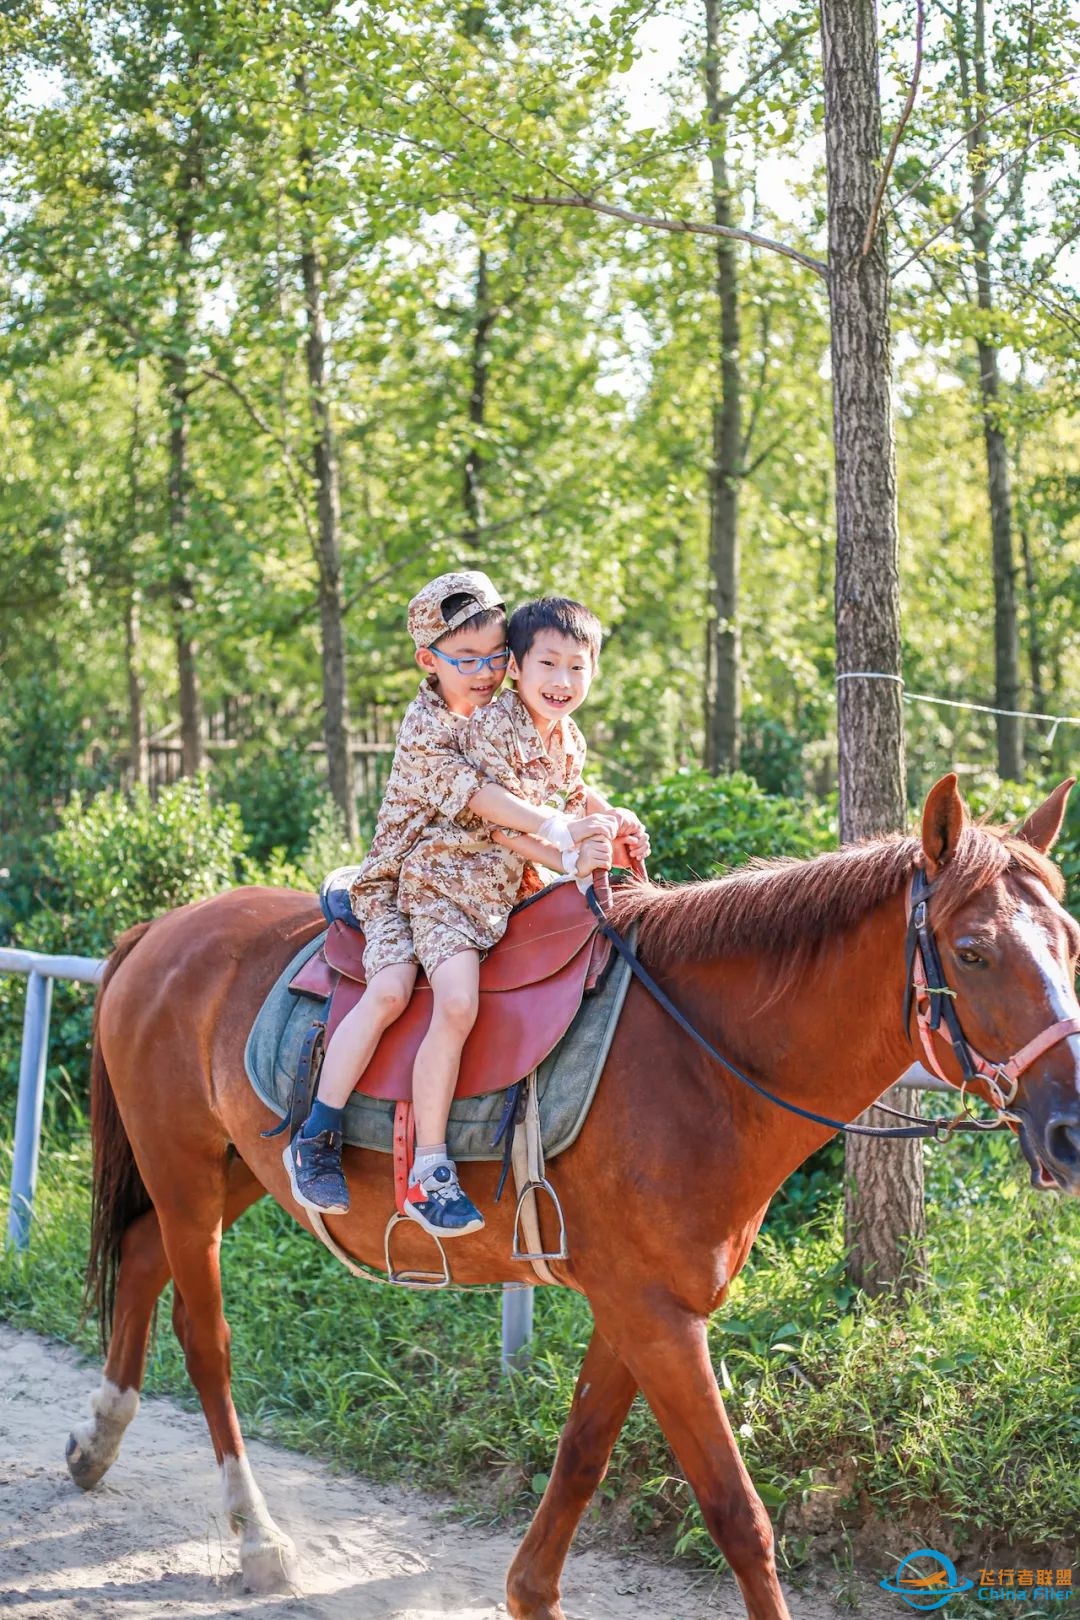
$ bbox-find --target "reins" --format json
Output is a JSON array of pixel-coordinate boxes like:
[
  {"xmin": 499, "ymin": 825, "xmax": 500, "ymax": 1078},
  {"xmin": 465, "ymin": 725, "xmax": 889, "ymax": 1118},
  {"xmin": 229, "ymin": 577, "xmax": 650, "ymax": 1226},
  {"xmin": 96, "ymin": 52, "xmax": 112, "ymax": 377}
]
[{"xmin": 586, "ymin": 860, "xmax": 1079, "ymax": 1142}]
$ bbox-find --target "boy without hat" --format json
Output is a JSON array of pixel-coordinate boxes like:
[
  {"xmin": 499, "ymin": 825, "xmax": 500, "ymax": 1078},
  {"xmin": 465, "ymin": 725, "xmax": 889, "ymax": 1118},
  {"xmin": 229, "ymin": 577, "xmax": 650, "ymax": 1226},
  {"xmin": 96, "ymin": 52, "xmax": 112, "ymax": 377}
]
[{"xmin": 287, "ymin": 573, "xmax": 619, "ymax": 1239}]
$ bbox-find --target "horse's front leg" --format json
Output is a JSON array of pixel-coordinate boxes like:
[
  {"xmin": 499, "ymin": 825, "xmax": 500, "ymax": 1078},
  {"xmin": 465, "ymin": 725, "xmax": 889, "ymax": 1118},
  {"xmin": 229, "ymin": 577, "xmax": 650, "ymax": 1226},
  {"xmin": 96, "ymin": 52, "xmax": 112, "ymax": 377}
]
[
  {"xmin": 606, "ymin": 1301, "xmax": 790, "ymax": 1620},
  {"xmin": 507, "ymin": 1328, "xmax": 638, "ymax": 1620}
]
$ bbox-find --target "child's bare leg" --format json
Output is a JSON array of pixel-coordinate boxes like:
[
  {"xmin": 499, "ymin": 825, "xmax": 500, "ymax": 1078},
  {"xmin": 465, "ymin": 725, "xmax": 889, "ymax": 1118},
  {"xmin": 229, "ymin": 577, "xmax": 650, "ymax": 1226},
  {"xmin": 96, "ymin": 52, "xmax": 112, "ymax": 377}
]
[
  {"xmin": 317, "ymin": 963, "xmax": 417, "ymax": 1108},
  {"xmin": 412, "ymin": 950, "xmax": 480, "ymax": 1143},
  {"xmin": 288, "ymin": 961, "xmax": 416, "ymax": 1216},
  {"xmin": 405, "ymin": 949, "xmax": 485, "ymax": 1237}
]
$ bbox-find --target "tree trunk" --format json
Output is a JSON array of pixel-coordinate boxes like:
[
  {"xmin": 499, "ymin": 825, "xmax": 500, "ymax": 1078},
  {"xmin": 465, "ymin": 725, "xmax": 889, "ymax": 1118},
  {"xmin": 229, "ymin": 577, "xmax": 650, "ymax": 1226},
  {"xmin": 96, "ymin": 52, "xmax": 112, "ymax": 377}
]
[
  {"xmin": 166, "ymin": 348, "xmax": 205, "ymax": 779},
  {"xmin": 463, "ymin": 246, "xmax": 492, "ymax": 549},
  {"xmin": 1016, "ymin": 469, "xmax": 1046, "ymax": 720},
  {"xmin": 959, "ymin": 0, "xmax": 1023, "ymax": 780},
  {"xmin": 126, "ymin": 367, "xmax": 149, "ymax": 791},
  {"xmin": 703, "ymin": 0, "xmax": 741, "ymax": 774},
  {"xmin": 298, "ymin": 97, "xmax": 358, "ymax": 846},
  {"xmin": 168, "ymin": 149, "xmax": 205, "ymax": 779},
  {"xmin": 125, "ymin": 592, "xmax": 149, "ymax": 792},
  {"xmin": 821, "ymin": 0, "xmax": 926, "ymax": 1297}
]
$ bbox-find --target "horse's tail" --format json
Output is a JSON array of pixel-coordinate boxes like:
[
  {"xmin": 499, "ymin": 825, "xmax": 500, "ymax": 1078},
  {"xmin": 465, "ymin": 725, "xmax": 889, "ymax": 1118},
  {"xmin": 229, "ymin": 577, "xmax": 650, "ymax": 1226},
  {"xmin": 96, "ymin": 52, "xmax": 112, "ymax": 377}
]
[{"xmin": 84, "ymin": 921, "xmax": 155, "ymax": 1350}]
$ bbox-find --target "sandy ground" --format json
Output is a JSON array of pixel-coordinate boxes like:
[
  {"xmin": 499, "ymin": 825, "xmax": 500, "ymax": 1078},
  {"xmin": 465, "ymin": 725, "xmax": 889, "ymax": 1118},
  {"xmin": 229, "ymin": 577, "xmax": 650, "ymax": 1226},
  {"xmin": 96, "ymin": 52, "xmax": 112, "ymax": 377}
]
[{"xmin": 0, "ymin": 1325, "xmax": 889, "ymax": 1619}]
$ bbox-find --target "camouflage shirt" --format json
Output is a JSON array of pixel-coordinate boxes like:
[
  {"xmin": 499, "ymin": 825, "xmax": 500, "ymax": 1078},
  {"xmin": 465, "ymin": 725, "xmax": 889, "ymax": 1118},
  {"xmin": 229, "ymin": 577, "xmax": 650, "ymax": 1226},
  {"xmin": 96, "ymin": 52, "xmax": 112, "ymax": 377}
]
[
  {"xmin": 348, "ymin": 679, "xmax": 484, "ymax": 927},
  {"xmin": 396, "ymin": 689, "xmax": 589, "ymax": 947},
  {"xmin": 351, "ymin": 684, "xmax": 588, "ymax": 953}
]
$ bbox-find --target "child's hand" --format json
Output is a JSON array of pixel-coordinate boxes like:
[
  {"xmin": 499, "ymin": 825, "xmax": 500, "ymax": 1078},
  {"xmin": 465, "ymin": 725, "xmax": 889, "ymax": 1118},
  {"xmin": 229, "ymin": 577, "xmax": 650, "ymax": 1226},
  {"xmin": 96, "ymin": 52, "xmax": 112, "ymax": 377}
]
[
  {"xmin": 574, "ymin": 832, "xmax": 613, "ymax": 879},
  {"xmin": 567, "ymin": 812, "xmax": 619, "ymax": 845},
  {"xmin": 611, "ymin": 807, "xmax": 650, "ymax": 865}
]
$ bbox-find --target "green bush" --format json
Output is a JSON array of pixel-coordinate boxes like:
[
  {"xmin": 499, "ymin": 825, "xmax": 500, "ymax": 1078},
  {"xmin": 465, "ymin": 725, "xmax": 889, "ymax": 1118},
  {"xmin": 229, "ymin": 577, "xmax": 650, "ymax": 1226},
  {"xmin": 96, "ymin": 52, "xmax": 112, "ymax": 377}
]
[
  {"xmin": 42, "ymin": 777, "xmax": 250, "ymax": 955},
  {"xmin": 0, "ymin": 670, "xmax": 116, "ymax": 939},
  {"xmin": 0, "ymin": 774, "xmax": 355, "ymax": 1125},
  {"xmin": 213, "ymin": 745, "xmax": 326, "ymax": 866},
  {"xmin": 0, "ymin": 778, "xmax": 252, "ymax": 1124},
  {"xmin": 630, "ymin": 767, "xmax": 836, "ymax": 884}
]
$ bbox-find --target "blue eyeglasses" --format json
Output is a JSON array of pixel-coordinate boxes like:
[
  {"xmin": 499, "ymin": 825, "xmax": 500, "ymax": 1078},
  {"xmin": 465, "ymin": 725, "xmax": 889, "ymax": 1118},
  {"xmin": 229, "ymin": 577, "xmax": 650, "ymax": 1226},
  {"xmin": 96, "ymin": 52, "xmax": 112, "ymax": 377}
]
[{"xmin": 429, "ymin": 646, "xmax": 511, "ymax": 676}]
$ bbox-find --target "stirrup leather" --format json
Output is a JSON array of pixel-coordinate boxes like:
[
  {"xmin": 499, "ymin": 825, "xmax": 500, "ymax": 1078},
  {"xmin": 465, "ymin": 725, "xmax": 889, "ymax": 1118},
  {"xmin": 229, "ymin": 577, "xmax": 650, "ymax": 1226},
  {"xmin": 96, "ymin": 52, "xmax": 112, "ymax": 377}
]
[{"xmin": 510, "ymin": 1073, "xmax": 569, "ymax": 1267}]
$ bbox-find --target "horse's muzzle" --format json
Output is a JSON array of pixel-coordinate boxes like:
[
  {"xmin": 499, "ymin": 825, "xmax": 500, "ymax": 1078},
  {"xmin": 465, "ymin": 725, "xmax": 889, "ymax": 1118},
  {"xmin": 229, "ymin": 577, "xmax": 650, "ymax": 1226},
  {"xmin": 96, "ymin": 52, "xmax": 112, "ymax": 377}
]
[{"xmin": 1018, "ymin": 1110, "xmax": 1080, "ymax": 1195}]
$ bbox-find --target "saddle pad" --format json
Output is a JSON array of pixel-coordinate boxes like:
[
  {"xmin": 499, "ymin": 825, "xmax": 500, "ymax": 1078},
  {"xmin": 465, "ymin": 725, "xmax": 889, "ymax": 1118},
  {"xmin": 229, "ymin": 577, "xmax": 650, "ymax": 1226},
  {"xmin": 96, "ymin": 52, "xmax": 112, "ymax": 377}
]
[{"xmin": 244, "ymin": 928, "xmax": 634, "ymax": 1162}]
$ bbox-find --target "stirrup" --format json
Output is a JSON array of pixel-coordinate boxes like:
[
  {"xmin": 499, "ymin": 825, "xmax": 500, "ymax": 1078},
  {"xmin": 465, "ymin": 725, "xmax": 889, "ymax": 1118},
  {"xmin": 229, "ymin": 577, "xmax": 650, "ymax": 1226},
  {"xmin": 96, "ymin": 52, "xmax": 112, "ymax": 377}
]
[
  {"xmin": 383, "ymin": 1213, "xmax": 451, "ymax": 1290},
  {"xmin": 512, "ymin": 1177, "xmax": 569, "ymax": 1263}
]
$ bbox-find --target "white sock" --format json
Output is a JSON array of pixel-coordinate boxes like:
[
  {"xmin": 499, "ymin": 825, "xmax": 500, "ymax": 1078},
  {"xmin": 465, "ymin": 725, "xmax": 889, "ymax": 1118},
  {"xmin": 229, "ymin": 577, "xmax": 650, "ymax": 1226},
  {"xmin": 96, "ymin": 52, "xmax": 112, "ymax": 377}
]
[{"xmin": 410, "ymin": 1144, "xmax": 450, "ymax": 1185}]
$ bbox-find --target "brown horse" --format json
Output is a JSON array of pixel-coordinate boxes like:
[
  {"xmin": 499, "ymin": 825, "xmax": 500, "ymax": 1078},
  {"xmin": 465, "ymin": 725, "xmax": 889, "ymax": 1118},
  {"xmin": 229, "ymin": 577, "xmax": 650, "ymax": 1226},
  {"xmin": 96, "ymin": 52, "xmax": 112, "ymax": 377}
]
[{"xmin": 67, "ymin": 775, "xmax": 1080, "ymax": 1620}]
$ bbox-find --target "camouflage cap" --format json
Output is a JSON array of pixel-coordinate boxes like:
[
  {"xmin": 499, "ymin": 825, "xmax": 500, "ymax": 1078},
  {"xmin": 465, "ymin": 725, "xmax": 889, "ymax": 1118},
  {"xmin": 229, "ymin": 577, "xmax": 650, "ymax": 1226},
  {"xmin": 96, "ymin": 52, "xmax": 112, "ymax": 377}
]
[{"xmin": 407, "ymin": 570, "xmax": 505, "ymax": 650}]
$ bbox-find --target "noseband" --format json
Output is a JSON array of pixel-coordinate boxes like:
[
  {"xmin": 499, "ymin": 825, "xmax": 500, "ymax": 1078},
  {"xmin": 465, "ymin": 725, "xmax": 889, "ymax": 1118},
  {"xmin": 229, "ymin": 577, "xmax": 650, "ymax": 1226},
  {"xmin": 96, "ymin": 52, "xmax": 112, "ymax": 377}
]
[{"xmin": 903, "ymin": 866, "xmax": 1080, "ymax": 1119}]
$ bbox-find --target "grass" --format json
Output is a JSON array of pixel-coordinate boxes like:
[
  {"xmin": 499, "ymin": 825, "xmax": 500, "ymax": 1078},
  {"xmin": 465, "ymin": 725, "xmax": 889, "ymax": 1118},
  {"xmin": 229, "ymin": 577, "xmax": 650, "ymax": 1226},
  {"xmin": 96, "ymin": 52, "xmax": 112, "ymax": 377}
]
[{"xmin": 3, "ymin": 1114, "xmax": 1080, "ymax": 1594}]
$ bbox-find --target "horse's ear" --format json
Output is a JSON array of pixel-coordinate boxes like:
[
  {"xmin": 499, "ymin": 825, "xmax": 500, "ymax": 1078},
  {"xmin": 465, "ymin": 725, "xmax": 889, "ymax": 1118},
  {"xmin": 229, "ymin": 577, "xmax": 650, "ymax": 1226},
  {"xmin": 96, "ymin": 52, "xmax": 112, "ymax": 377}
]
[
  {"xmin": 921, "ymin": 773, "xmax": 968, "ymax": 878},
  {"xmin": 1016, "ymin": 779, "xmax": 1076, "ymax": 854}
]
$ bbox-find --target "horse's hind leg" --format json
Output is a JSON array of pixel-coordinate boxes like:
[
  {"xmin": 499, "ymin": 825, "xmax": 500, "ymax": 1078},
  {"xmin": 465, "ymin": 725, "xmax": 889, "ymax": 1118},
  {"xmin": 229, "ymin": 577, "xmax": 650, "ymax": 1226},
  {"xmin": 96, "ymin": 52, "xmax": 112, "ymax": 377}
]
[
  {"xmin": 151, "ymin": 1152, "xmax": 297, "ymax": 1594},
  {"xmin": 507, "ymin": 1329, "xmax": 638, "ymax": 1620},
  {"xmin": 66, "ymin": 1155, "xmax": 263, "ymax": 1493}
]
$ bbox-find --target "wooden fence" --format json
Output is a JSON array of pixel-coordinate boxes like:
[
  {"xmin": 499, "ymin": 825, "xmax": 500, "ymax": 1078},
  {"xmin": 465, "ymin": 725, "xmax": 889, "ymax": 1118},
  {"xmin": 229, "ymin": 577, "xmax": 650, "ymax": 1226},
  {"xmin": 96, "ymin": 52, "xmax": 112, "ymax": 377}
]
[{"xmin": 141, "ymin": 701, "xmax": 397, "ymax": 803}]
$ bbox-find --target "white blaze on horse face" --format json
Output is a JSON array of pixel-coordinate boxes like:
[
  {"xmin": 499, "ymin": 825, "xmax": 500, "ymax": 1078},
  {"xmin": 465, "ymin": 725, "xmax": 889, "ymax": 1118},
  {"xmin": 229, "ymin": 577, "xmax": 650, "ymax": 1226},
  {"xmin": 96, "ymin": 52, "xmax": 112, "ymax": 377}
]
[{"xmin": 1011, "ymin": 895, "xmax": 1080, "ymax": 1097}]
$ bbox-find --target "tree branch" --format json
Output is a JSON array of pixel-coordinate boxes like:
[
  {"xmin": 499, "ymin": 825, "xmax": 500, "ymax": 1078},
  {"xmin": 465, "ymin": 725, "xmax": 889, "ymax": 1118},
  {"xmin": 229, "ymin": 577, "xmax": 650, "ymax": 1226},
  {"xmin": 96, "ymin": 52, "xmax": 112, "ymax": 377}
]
[
  {"xmin": 861, "ymin": 0, "xmax": 925, "ymax": 257},
  {"xmin": 512, "ymin": 194, "xmax": 827, "ymax": 277},
  {"xmin": 599, "ymin": 24, "xmax": 817, "ymax": 190},
  {"xmin": 890, "ymin": 128, "xmax": 1075, "ymax": 277},
  {"xmin": 744, "ymin": 428, "xmax": 791, "ymax": 478},
  {"xmin": 718, "ymin": 22, "xmax": 818, "ymax": 117},
  {"xmin": 196, "ymin": 365, "xmax": 317, "ymax": 546},
  {"xmin": 887, "ymin": 69, "xmax": 1079, "ymax": 219},
  {"xmin": 275, "ymin": 501, "xmax": 565, "ymax": 633}
]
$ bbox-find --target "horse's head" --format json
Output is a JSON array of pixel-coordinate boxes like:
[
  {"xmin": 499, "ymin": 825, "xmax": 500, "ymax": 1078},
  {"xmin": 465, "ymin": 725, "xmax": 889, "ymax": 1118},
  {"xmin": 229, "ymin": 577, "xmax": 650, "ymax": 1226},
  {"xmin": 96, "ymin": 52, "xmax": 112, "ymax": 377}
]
[{"xmin": 917, "ymin": 773, "xmax": 1080, "ymax": 1193}]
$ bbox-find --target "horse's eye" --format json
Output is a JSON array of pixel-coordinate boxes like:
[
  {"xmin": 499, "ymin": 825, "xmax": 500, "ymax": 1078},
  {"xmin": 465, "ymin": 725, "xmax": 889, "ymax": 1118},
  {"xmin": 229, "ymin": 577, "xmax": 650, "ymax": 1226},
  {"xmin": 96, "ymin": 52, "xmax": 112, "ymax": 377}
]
[{"xmin": 956, "ymin": 948, "xmax": 984, "ymax": 967}]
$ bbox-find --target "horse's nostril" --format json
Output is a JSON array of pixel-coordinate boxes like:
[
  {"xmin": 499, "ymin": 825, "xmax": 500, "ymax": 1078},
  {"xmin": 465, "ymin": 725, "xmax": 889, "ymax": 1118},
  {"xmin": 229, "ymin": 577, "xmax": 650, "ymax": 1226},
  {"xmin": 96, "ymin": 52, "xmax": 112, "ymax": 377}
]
[{"xmin": 1045, "ymin": 1116, "xmax": 1080, "ymax": 1170}]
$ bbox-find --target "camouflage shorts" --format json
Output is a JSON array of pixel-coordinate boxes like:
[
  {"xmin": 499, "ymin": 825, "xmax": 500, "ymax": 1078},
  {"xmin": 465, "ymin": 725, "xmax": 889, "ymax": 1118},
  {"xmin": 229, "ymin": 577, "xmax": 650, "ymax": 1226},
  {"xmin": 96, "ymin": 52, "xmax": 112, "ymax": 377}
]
[
  {"xmin": 411, "ymin": 914, "xmax": 484, "ymax": 980},
  {"xmin": 358, "ymin": 907, "xmax": 412, "ymax": 982},
  {"xmin": 360, "ymin": 905, "xmax": 487, "ymax": 982}
]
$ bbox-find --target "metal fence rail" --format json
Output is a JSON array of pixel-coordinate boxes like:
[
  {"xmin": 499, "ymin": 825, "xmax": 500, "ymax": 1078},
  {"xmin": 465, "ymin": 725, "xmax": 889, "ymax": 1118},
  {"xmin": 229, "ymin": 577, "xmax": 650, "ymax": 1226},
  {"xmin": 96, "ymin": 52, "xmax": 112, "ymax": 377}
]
[{"xmin": 1, "ymin": 947, "xmax": 105, "ymax": 1250}]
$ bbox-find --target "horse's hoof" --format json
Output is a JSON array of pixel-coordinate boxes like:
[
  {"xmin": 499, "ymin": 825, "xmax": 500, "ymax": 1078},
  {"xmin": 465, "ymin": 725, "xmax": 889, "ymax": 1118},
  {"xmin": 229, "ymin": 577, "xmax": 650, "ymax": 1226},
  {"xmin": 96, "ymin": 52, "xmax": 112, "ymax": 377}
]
[
  {"xmin": 66, "ymin": 1380, "xmax": 138, "ymax": 1490},
  {"xmin": 65, "ymin": 1432, "xmax": 111, "ymax": 1491},
  {"xmin": 240, "ymin": 1536, "xmax": 300, "ymax": 1595}
]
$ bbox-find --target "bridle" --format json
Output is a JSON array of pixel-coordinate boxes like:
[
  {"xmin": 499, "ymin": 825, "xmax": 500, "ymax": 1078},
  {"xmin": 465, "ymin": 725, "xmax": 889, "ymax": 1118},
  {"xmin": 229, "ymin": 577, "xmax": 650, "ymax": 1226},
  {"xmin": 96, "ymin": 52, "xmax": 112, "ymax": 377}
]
[
  {"xmin": 586, "ymin": 861, "xmax": 1080, "ymax": 1142},
  {"xmin": 903, "ymin": 865, "xmax": 1080, "ymax": 1123}
]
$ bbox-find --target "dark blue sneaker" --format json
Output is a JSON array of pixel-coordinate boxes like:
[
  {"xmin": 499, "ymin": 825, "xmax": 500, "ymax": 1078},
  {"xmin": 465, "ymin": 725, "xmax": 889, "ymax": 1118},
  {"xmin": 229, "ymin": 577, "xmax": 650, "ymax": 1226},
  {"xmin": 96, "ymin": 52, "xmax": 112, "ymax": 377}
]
[
  {"xmin": 403, "ymin": 1162, "xmax": 484, "ymax": 1237},
  {"xmin": 285, "ymin": 1129, "xmax": 350, "ymax": 1215}
]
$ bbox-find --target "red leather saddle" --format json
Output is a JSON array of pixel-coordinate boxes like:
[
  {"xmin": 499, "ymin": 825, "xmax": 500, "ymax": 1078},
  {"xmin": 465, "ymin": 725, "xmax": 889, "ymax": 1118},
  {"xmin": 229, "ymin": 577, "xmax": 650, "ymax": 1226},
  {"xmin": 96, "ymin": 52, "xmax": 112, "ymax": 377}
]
[{"xmin": 288, "ymin": 881, "xmax": 611, "ymax": 1102}]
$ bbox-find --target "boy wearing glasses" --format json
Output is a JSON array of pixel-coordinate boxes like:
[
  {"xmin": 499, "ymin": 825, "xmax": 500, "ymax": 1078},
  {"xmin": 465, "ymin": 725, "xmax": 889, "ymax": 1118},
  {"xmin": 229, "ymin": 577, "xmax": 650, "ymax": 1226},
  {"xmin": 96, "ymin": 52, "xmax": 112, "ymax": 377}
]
[{"xmin": 288, "ymin": 571, "xmax": 615, "ymax": 1236}]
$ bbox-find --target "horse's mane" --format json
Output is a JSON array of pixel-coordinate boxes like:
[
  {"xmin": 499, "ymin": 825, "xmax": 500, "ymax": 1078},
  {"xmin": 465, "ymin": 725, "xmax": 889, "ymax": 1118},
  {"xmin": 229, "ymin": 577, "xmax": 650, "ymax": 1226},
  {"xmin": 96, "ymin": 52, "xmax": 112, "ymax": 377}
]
[{"xmin": 609, "ymin": 822, "xmax": 1064, "ymax": 971}]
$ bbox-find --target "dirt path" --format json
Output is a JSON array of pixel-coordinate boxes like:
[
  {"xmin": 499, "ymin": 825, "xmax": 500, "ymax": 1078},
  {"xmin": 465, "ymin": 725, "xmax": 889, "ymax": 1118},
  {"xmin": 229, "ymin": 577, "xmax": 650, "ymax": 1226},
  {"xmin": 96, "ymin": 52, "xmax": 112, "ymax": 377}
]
[{"xmin": 0, "ymin": 1325, "xmax": 886, "ymax": 1619}]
